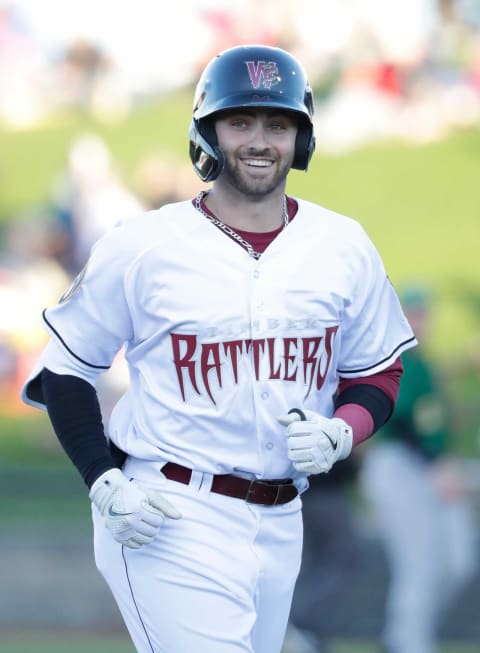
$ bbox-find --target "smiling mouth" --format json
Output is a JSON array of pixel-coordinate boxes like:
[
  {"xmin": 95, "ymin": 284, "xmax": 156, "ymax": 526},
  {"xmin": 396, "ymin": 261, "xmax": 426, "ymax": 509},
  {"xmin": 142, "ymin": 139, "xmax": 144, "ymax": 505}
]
[{"xmin": 242, "ymin": 158, "xmax": 274, "ymax": 168}]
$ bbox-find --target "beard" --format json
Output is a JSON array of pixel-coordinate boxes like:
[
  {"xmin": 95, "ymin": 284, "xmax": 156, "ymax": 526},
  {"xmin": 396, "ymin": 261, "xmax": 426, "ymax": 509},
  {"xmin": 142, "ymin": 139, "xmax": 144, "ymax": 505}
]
[{"xmin": 220, "ymin": 150, "xmax": 293, "ymax": 198}]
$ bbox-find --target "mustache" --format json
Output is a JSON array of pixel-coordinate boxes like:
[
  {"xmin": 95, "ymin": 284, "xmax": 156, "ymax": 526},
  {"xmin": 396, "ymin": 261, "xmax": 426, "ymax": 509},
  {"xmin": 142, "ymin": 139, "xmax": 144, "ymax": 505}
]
[{"xmin": 243, "ymin": 147, "xmax": 274, "ymax": 157}]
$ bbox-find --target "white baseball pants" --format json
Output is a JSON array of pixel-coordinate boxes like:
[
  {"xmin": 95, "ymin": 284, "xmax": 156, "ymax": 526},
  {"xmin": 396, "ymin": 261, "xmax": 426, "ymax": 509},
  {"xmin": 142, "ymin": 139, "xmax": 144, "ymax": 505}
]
[{"xmin": 92, "ymin": 461, "xmax": 303, "ymax": 653}]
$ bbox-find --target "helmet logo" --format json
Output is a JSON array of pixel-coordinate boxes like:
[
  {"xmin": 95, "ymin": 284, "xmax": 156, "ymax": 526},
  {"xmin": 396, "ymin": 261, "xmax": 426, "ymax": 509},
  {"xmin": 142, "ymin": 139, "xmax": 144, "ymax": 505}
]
[{"xmin": 245, "ymin": 61, "xmax": 280, "ymax": 89}]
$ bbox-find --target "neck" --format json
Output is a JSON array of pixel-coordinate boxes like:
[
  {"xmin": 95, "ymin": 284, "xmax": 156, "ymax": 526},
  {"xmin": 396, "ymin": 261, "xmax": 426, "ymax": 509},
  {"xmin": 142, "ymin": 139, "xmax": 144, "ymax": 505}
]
[{"xmin": 204, "ymin": 187, "xmax": 287, "ymax": 233}]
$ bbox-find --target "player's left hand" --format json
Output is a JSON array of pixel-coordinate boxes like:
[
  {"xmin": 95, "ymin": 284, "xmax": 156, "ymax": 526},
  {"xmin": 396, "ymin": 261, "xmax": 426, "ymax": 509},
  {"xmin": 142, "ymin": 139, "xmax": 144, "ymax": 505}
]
[{"xmin": 277, "ymin": 409, "xmax": 353, "ymax": 474}]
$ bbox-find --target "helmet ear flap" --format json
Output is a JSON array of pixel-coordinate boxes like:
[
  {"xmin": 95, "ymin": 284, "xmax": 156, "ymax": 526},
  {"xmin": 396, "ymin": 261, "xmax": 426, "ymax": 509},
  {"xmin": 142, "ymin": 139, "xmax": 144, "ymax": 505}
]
[
  {"xmin": 292, "ymin": 86, "xmax": 315, "ymax": 170},
  {"xmin": 189, "ymin": 118, "xmax": 225, "ymax": 182},
  {"xmin": 292, "ymin": 124, "xmax": 316, "ymax": 171}
]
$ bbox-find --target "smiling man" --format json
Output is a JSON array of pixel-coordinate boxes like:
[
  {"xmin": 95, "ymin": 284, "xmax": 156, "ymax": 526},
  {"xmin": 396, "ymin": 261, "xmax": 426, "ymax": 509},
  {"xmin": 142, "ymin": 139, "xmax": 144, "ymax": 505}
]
[{"xmin": 21, "ymin": 45, "xmax": 417, "ymax": 653}]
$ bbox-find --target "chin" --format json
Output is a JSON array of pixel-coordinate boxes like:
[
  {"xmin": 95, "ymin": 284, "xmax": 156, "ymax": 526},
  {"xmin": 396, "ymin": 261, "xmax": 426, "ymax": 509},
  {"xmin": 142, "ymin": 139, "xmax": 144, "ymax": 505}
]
[{"xmin": 238, "ymin": 175, "xmax": 282, "ymax": 198}]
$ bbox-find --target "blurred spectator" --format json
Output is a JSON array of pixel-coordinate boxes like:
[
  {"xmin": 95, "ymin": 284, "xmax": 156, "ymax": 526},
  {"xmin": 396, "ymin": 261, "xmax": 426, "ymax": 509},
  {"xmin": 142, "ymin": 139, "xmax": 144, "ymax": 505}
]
[
  {"xmin": 359, "ymin": 282, "xmax": 478, "ymax": 653},
  {"xmin": 56, "ymin": 38, "xmax": 110, "ymax": 108},
  {"xmin": 132, "ymin": 153, "xmax": 203, "ymax": 210},
  {"xmin": 52, "ymin": 37, "xmax": 131, "ymax": 122},
  {"xmin": 0, "ymin": 331, "xmax": 18, "ymax": 401},
  {"xmin": 0, "ymin": 2, "xmax": 50, "ymax": 128},
  {"xmin": 283, "ymin": 456, "xmax": 361, "ymax": 653},
  {"xmin": 50, "ymin": 132, "xmax": 145, "ymax": 273},
  {"xmin": 0, "ymin": 214, "xmax": 70, "ymax": 412},
  {"xmin": 197, "ymin": 0, "xmax": 281, "ymax": 71},
  {"xmin": 312, "ymin": 25, "xmax": 405, "ymax": 153},
  {"xmin": 0, "ymin": 133, "xmax": 145, "ymax": 408}
]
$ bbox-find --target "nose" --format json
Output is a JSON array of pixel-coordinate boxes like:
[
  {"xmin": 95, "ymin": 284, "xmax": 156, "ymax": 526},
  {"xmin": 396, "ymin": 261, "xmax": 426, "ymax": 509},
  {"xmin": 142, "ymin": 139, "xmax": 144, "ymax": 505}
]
[{"xmin": 246, "ymin": 122, "xmax": 270, "ymax": 150}]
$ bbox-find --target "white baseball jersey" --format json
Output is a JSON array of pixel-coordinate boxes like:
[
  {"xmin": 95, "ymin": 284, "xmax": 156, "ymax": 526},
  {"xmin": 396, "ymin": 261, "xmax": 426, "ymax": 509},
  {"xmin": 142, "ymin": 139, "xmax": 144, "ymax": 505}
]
[{"xmin": 23, "ymin": 197, "xmax": 416, "ymax": 482}]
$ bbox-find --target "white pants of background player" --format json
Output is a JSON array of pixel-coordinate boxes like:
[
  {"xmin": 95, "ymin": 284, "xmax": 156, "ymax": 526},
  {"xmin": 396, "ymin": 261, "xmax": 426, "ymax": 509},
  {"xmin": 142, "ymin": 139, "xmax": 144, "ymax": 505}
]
[
  {"xmin": 92, "ymin": 458, "xmax": 303, "ymax": 653},
  {"xmin": 360, "ymin": 441, "xmax": 477, "ymax": 653}
]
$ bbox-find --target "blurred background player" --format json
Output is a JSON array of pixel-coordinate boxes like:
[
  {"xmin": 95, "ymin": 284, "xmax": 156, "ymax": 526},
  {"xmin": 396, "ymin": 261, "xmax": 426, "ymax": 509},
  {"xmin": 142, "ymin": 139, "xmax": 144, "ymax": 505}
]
[
  {"xmin": 284, "ymin": 455, "xmax": 361, "ymax": 653},
  {"xmin": 360, "ymin": 283, "xmax": 478, "ymax": 653}
]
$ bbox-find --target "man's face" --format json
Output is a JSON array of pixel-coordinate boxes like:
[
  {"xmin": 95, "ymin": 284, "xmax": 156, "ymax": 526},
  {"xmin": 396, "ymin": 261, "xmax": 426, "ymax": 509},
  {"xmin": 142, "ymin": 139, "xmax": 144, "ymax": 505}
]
[{"xmin": 214, "ymin": 108, "xmax": 298, "ymax": 198}]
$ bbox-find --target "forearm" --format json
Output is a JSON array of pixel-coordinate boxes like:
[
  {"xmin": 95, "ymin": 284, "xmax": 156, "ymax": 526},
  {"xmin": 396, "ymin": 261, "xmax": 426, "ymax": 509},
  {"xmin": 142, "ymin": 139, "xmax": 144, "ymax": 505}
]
[
  {"xmin": 334, "ymin": 358, "xmax": 403, "ymax": 446},
  {"xmin": 41, "ymin": 368, "xmax": 118, "ymax": 489},
  {"xmin": 333, "ymin": 403, "xmax": 374, "ymax": 446}
]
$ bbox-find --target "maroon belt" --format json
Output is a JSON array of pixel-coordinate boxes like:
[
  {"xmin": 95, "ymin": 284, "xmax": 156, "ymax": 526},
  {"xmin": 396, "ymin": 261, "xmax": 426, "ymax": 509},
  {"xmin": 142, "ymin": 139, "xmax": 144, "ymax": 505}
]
[{"xmin": 162, "ymin": 462, "xmax": 298, "ymax": 506}]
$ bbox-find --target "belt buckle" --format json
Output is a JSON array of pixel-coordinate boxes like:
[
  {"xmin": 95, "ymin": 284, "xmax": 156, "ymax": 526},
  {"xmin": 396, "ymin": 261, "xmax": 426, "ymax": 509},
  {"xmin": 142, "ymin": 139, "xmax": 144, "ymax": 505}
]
[
  {"xmin": 272, "ymin": 484, "xmax": 281, "ymax": 505},
  {"xmin": 245, "ymin": 479, "xmax": 257, "ymax": 503},
  {"xmin": 245, "ymin": 480, "xmax": 281, "ymax": 505}
]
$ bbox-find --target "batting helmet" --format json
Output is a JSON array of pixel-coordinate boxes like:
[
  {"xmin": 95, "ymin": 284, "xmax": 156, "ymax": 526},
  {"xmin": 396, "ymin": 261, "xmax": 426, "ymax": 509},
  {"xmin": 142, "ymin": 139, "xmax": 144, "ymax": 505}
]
[{"xmin": 189, "ymin": 44, "xmax": 316, "ymax": 182}]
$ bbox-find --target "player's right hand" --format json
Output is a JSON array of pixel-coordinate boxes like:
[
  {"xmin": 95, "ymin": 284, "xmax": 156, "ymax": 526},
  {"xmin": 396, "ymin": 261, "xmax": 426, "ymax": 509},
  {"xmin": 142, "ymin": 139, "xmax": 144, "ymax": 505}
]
[{"xmin": 89, "ymin": 468, "xmax": 182, "ymax": 549}]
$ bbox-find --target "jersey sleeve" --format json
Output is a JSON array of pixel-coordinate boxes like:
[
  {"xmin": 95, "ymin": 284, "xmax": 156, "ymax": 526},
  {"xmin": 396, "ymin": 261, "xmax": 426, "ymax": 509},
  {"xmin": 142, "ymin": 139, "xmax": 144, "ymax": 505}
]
[
  {"xmin": 31, "ymin": 224, "xmax": 135, "ymax": 393},
  {"xmin": 21, "ymin": 338, "xmax": 103, "ymax": 410},
  {"xmin": 337, "ymin": 229, "xmax": 416, "ymax": 378}
]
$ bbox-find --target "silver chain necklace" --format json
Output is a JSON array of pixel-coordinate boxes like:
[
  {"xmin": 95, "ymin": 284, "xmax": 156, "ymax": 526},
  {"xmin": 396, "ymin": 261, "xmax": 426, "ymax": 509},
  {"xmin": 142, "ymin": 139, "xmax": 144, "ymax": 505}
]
[{"xmin": 194, "ymin": 190, "xmax": 289, "ymax": 260}]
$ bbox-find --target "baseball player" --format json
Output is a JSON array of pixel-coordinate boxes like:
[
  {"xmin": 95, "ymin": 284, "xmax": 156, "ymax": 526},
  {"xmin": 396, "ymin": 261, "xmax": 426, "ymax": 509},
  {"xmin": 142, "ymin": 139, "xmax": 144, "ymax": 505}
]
[
  {"xmin": 360, "ymin": 285, "xmax": 477, "ymax": 653},
  {"xmin": 22, "ymin": 44, "xmax": 417, "ymax": 653}
]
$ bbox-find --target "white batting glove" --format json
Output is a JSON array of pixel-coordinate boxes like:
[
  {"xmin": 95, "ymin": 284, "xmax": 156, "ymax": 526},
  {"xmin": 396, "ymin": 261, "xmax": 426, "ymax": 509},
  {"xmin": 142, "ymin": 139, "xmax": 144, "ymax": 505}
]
[
  {"xmin": 89, "ymin": 468, "xmax": 182, "ymax": 549},
  {"xmin": 278, "ymin": 409, "xmax": 353, "ymax": 475}
]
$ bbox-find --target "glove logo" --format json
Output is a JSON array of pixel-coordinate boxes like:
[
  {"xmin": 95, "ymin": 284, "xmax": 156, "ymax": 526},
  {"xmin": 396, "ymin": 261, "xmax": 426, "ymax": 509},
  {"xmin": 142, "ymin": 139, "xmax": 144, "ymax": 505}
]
[
  {"xmin": 245, "ymin": 60, "xmax": 280, "ymax": 89},
  {"xmin": 321, "ymin": 430, "xmax": 337, "ymax": 450},
  {"xmin": 108, "ymin": 506, "xmax": 133, "ymax": 517}
]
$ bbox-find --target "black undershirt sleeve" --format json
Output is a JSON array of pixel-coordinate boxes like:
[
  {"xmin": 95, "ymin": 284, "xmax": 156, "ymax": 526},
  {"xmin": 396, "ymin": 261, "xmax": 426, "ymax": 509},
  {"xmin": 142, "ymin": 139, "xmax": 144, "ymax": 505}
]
[
  {"xmin": 334, "ymin": 383, "xmax": 394, "ymax": 433},
  {"xmin": 41, "ymin": 368, "xmax": 122, "ymax": 489}
]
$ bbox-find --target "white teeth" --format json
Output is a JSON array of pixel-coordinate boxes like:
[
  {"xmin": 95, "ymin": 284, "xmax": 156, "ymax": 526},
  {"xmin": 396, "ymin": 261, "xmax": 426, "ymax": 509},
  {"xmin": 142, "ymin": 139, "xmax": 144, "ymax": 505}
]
[{"xmin": 244, "ymin": 159, "xmax": 273, "ymax": 167}]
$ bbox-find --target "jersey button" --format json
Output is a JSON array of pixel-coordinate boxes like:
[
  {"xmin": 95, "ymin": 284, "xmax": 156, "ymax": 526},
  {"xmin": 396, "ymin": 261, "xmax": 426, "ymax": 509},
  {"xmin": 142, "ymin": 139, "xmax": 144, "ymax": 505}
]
[
  {"xmin": 261, "ymin": 391, "xmax": 269, "ymax": 400},
  {"xmin": 266, "ymin": 442, "xmax": 274, "ymax": 450},
  {"xmin": 253, "ymin": 269, "xmax": 260, "ymax": 278}
]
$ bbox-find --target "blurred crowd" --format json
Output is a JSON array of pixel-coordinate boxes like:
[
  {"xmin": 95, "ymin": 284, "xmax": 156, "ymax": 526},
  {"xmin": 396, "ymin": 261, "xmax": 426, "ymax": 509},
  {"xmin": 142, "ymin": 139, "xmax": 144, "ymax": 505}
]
[{"xmin": 0, "ymin": 0, "xmax": 479, "ymax": 141}]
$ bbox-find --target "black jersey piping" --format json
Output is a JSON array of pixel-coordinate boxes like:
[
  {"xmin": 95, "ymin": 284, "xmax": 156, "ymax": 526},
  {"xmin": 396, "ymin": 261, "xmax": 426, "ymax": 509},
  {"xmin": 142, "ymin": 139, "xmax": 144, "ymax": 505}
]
[
  {"xmin": 42, "ymin": 309, "xmax": 110, "ymax": 370},
  {"xmin": 337, "ymin": 335, "xmax": 416, "ymax": 375}
]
